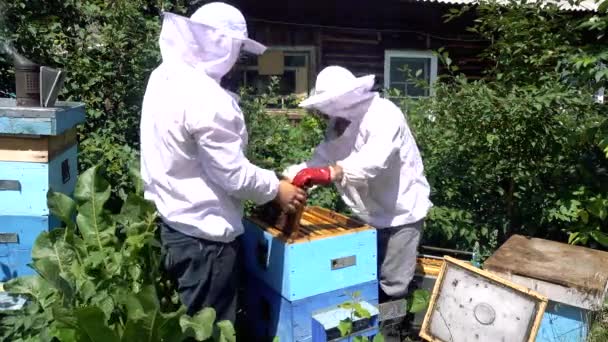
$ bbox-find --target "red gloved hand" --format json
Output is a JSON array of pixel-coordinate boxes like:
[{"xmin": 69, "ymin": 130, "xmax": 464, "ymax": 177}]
[{"xmin": 292, "ymin": 167, "xmax": 332, "ymax": 188}]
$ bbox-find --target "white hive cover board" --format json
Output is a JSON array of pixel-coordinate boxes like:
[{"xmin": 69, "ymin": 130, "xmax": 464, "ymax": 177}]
[{"xmin": 420, "ymin": 256, "xmax": 547, "ymax": 342}]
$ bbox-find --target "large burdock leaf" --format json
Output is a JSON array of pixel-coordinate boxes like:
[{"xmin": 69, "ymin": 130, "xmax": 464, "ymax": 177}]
[
  {"xmin": 74, "ymin": 306, "xmax": 120, "ymax": 342},
  {"xmin": 73, "ymin": 166, "xmax": 115, "ymax": 249},
  {"xmin": 215, "ymin": 320, "xmax": 236, "ymax": 342},
  {"xmin": 121, "ymin": 286, "xmax": 188, "ymax": 342},
  {"xmin": 31, "ymin": 259, "xmax": 74, "ymax": 303},
  {"xmin": 47, "ymin": 190, "xmax": 77, "ymax": 232},
  {"xmin": 31, "ymin": 230, "xmax": 76, "ymax": 277},
  {"xmin": 180, "ymin": 308, "xmax": 216, "ymax": 341}
]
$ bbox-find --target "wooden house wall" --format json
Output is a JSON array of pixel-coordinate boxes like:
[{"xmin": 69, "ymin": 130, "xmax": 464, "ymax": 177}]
[{"xmin": 244, "ymin": 4, "xmax": 489, "ymax": 86}]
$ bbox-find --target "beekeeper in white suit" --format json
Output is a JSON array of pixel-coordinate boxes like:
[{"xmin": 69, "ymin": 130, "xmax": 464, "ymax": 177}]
[
  {"xmin": 140, "ymin": 2, "xmax": 306, "ymax": 323},
  {"xmin": 284, "ymin": 66, "xmax": 432, "ymax": 302}
]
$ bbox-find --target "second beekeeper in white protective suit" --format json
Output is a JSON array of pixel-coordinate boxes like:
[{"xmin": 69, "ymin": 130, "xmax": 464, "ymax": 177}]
[
  {"xmin": 284, "ymin": 66, "xmax": 432, "ymax": 302},
  {"xmin": 140, "ymin": 3, "xmax": 306, "ymax": 323}
]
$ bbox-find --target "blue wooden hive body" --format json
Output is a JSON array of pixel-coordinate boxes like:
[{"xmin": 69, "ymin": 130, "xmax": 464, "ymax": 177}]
[
  {"xmin": 242, "ymin": 275, "xmax": 379, "ymax": 342},
  {"xmin": 0, "ymin": 99, "xmax": 85, "ymax": 282},
  {"xmin": 241, "ymin": 206, "xmax": 380, "ymax": 341},
  {"xmin": 242, "ymin": 206, "xmax": 377, "ymax": 302}
]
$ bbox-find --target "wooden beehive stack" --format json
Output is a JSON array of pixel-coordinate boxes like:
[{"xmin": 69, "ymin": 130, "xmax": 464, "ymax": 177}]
[
  {"xmin": 0, "ymin": 99, "xmax": 85, "ymax": 283},
  {"xmin": 241, "ymin": 205, "xmax": 380, "ymax": 341}
]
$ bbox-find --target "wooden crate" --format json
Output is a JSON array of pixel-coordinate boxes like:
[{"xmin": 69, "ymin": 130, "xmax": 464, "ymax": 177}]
[
  {"xmin": 0, "ymin": 145, "xmax": 78, "ymax": 216},
  {"xmin": 242, "ymin": 274, "xmax": 378, "ymax": 342},
  {"xmin": 242, "ymin": 206, "xmax": 377, "ymax": 301}
]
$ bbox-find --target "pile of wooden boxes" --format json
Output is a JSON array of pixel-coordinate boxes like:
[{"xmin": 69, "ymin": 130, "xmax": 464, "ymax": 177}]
[
  {"xmin": 484, "ymin": 235, "xmax": 608, "ymax": 342},
  {"xmin": 0, "ymin": 99, "xmax": 85, "ymax": 282},
  {"xmin": 241, "ymin": 206, "xmax": 380, "ymax": 341}
]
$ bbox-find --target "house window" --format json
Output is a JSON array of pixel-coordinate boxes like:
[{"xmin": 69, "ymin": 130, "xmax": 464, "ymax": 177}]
[
  {"xmin": 384, "ymin": 50, "xmax": 438, "ymax": 97},
  {"xmin": 227, "ymin": 47, "xmax": 315, "ymax": 98}
]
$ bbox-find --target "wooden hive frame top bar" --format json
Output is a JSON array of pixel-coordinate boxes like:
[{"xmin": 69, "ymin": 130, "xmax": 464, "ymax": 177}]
[{"xmin": 247, "ymin": 206, "xmax": 372, "ymax": 243}]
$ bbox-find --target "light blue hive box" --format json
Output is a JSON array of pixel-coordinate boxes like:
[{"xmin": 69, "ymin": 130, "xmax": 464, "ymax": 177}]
[
  {"xmin": 484, "ymin": 234, "xmax": 608, "ymax": 342},
  {"xmin": 241, "ymin": 206, "xmax": 379, "ymax": 341},
  {"xmin": 0, "ymin": 98, "xmax": 85, "ymax": 281}
]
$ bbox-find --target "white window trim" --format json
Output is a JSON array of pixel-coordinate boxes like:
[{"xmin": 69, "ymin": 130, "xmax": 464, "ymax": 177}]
[{"xmin": 384, "ymin": 50, "xmax": 438, "ymax": 97}]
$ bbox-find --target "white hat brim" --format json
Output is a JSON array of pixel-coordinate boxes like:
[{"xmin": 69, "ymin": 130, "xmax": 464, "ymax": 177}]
[
  {"xmin": 242, "ymin": 38, "xmax": 267, "ymax": 55},
  {"xmin": 299, "ymin": 74, "xmax": 376, "ymax": 109}
]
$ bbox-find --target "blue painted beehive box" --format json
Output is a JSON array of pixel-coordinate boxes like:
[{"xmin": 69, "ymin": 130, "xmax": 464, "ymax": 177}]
[
  {"xmin": 242, "ymin": 206, "xmax": 377, "ymax": 301},
  {"xmin": 484, "ymin": 235, "xmax": 608, "ymax": 342},
  {"xmin": 0, "ymin": 99, "xmax": 85, "ymax": 282},
  {"xmin": 242, "ymin": 274, "xmax": 379, "ymax": 342}
]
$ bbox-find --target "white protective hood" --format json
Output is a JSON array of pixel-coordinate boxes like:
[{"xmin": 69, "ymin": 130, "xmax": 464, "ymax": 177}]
[
  {"xmin": 299, "ymin": 66, "xmax": 377, "ymax": 121},
  {"xmin": 159, "ymin": 3, "xmax": 266, "ymax": 82}
]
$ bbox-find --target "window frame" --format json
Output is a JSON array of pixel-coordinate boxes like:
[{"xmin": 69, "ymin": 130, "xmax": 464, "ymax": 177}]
[
  {"xmin": 384, "ymin": 50, "xmax": 438, "ymax": 97},
  {"xmin": 238, "ymin": 45, "xmax": 317, "ymax": 95}
]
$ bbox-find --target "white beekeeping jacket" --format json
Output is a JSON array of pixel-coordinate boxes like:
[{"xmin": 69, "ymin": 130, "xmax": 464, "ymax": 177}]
[
  {"xmin": 140, "ymin": 7, "xmax": 279, "ymax": 242},
  {"xmin": 285, "ymin": 67, "xmax": 432, "ymax": 228}
]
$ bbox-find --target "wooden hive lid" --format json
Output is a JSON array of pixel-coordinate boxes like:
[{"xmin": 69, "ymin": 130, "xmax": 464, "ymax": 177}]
[
  {"xmin": 247, "ymin": 206, "xmax": 372, "ymax": 244},
  {"xmin": 420, "ymin": 256, "xmax": 547, "ymax": 342},
  {"xmin": 484, "ymin": 234, "xmax": 608, "ymax": 295}
]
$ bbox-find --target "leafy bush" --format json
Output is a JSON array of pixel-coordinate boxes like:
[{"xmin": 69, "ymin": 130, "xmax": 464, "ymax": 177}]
[
  {"xmin": 0, "ymin": 0, "xmax": 188, "ymax": 205},
  {"xmin": 241, "ymin": 77, "xmax": 348, "ymax": 214},
  {"xmin": 388, "ymin": 0, "xmax": 608, "ymax": 255},
  {"xmin": 0, "ymin": 165, "xmax": 234, "ymax": 342}
]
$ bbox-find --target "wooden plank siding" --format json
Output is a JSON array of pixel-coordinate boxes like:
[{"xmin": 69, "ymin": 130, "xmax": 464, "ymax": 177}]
[{"xmin": 247, "ymin": 18, "xmax": 488, "ymax": 88}]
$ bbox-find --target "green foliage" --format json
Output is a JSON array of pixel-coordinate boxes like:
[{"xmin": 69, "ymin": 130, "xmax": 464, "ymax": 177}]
[
  {"xmin": 407, "ymin": 289, "xmax": 431, "ymax": 314},
  {"xmin": 241, "ymin": 76, "xmax": 348, "ymax": 214},
  {"xmin": 0, "ymin": 165, "xmax": 232, "ymax": 341},
  {"xmin": 336, "ymin": 292, "xmax": 383, "ymax": 341},
  {"xmin": 0, "ymin": 0, "xmax": 188, "ymax": 205},
  {"xmin": 392, "ymin": 0, "xmax": 608, "ymax": 253}
]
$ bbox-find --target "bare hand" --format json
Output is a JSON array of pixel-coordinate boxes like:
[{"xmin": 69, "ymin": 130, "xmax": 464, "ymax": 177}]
[
  {"xmin": 275, "ymin": 180, "xmax": 307, "ymax": 213},
  {"xmin": 330, "ymin": 164, "xmax": 344, "ymax": 182}
]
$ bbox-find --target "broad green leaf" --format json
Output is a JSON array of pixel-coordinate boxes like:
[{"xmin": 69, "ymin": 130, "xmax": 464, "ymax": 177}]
[
  {"xmin": 31, "ymin": 259, "xmax": 74, "ymax": 302},
  {"xmin": 50, "ymin": 327, "xmax": 78, "ymax": 341},
  {"xmin": 74, "ymin": 166, "xmax": 111, "ymax": 207},
  {"xmin": 339, "ymin": 302, "xmax": 354, "ymax": 310},
  {"xmin": 590, "ymin": 231, "xmax": 608, "ymax": 248},
  {"xmin": 47, "ymin": 190, "xmax": 77, "ymax": 231},
  {"xmin": 180, "ymin": 308, "xmax": 216, "ymax": 341},
  {"xmin": 31, "ymin": 230, "xmax": 76, "ymax": 276},
  {"xmin": 353, "ymin": 336, "xmax": 368, "ymax": 342},
  {"xmin": 74, "ymin": 307, "xmax": 120, "ymax": 342},
  {"xmin": 337, "ymin": 319, "xmax": 352, "ymax": 337},
  {"xmin": 272, "ymin": 337, "xmax": 280, "ymax": 342},
  {"xmin": 76, "ymin": 208, "xmax": 115, "ymax": 250},
  {"xmin": 353, "ymin": 303, "xmax": 371, "ymax": 319},
  {"xmin": 3, "ymin": 276, "xmax": 49, "ymax": 301},
  {"xmin": 73, "ymin": 166, "xmax": 114, "ymax": 249},
  {"xmin": 373, "ymin": 334, "xmax": 385, "ymax": 342},
  {"xmin": 409, "ymin": 289, "xmax": 431, "ymax": 313},
  {"xmin": 215, "ymin": 320, "xmax": 236, "ymax": 342},
  {"xmin": 127, "ymin": 161, "xmax": 144, "ymax": 196}
]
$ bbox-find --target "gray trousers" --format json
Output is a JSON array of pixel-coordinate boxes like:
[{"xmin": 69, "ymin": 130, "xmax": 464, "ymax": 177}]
[{"xmin": 377, "ymin": 219, "xmax": 424, "ymax": 299}]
